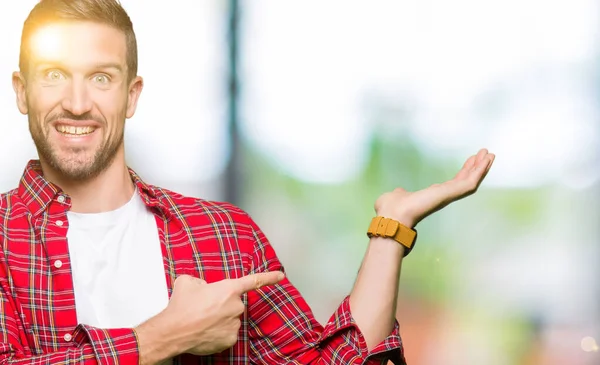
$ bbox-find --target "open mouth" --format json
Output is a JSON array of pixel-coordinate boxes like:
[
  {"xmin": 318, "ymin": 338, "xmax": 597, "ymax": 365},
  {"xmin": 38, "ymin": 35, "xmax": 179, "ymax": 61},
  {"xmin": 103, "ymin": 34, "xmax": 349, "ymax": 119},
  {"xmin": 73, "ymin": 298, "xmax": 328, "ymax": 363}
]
[{"xmin": 56, "ymin": 125, "xmax": 97, "ymax": 137}]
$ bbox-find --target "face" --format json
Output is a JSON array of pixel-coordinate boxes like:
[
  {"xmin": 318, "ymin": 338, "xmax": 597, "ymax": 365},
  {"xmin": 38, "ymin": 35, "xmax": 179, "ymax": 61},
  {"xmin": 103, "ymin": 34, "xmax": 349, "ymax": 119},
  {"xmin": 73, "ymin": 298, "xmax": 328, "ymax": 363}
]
[{"xmin": 13, "ymin": 21, "xmax": 143, "ymax": 181}]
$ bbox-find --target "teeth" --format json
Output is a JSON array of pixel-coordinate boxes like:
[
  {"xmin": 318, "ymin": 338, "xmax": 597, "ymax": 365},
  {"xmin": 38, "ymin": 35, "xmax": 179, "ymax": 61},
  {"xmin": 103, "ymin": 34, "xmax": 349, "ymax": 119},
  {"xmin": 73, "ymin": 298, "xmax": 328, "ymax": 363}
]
[{"xmin": 56, "ymin": 125, "xmax": 96, "ymax": 135}]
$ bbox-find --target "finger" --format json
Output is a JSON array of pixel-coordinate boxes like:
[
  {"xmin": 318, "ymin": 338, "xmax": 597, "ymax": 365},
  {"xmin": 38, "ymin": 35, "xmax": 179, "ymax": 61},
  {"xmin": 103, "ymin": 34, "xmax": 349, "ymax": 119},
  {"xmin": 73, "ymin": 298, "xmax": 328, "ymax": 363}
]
[
  {"xmin": 487, "ymin": 154, "xmax": 495, "ymax": 171},
  {"xmin": 174, "ymin": 274, "xmax": 194, "ymax": 285},
  {"xmin": 472, "ymin": 148, "xmax": 489, "ymax": 168},
  {"xmin": 470, "ymin": 154, "xmax": 495, "ymax": 187},
  {"xmin": 480, "ymin": 154, "xmax": 495, "ymax": 179},
  {"xmin": 473, "ymin": 150, "xmax": 493, "ymax": 171},
  {"xmin": 478, "ymin": 153, "xmax": 494, "ymax": 172},
  {"xmin": 174, "ymin": 274, "xmax": 207, "ymax": 288},
  {"xmin": 233, "ymin": 271, "xmax": 285, "ymax": 295},
  {"xmin": 461, "ymin": 155, "xmax": 477, "ymax": 170},
  {"xmin": 454, "ymin": 155, "xmax": 477, "ymax": 181}
]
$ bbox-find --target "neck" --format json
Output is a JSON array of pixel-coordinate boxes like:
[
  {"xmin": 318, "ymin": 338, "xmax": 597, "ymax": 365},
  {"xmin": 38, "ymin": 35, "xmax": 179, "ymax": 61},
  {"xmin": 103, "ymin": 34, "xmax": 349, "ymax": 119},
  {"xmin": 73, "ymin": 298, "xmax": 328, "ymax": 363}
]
[{"xmin": 40, "ymin": 149, "xmax": 135, "ymax": 213}]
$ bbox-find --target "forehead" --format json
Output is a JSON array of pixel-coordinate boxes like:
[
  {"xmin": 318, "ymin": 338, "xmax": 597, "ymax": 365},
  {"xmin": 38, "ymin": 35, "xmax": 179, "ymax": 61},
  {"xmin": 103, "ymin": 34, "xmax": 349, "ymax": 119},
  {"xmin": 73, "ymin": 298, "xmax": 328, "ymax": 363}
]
[{"xmin": 28, "ymin": 21, "xmax": 127, "ymax": 68}]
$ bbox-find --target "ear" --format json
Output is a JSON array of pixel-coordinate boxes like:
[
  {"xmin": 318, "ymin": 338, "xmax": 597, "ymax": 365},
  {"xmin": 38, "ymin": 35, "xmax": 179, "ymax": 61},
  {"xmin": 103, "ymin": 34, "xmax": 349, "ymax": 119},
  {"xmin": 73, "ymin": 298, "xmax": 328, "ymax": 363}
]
[
  {"xmin": 12, "ymin": 72, "xmax": 28, "ymax": 115},
  {"xmin": 125, "ymin": 76, "xmax": 144, "ymax": 119}
]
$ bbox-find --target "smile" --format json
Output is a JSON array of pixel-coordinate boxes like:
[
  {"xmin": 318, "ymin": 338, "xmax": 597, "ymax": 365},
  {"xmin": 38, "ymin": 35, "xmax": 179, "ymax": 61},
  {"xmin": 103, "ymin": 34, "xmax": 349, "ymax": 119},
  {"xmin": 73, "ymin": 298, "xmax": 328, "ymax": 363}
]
[{"xmin": 56, "ymin": 125, "xmax": 97, "ymax": 136}]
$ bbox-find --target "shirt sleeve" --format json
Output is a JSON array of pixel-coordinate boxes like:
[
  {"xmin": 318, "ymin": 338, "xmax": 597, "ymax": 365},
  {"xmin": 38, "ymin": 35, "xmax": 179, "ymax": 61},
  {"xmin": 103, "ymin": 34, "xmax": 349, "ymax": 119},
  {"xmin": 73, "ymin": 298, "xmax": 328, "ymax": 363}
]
[
  {"xmin": 0, "ymin": 262, "xmax": 140, "ymax": 365},
  {"xmin": 244, "ymin": 216, "xmax": 407, "ymax": 365}
]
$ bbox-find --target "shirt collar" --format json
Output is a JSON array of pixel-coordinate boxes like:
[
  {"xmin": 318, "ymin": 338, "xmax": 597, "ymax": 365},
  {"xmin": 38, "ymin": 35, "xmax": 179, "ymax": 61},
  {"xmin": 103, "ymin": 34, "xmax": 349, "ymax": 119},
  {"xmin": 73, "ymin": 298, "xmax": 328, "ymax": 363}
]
[{"xmin": 18, "ymin": 160, "xmax": 173, "ymax": 219}]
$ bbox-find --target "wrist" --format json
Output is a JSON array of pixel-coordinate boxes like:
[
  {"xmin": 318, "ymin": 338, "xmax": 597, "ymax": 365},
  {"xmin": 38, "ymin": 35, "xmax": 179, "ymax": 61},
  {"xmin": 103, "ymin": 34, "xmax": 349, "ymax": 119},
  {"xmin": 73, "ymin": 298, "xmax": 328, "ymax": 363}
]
[
  {"xmin": 375, "ymin": 210, "xmax": 417, "ymax": 228},
  {"xmin": 136, "ymin": 311, "xmax": 185, "ymax": 365},
  {"xmin": 367, "ymin": 216, "xmax": 418, "ymax": 257},
  {"xmin": 368, "ymin": 236, "xmax": 406, "ymax": 255}
]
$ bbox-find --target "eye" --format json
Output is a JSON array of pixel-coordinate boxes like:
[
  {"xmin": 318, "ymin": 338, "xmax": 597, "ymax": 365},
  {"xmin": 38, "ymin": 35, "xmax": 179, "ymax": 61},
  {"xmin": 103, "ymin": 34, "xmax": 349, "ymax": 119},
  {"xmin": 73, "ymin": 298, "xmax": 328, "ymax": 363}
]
[
  {"xmin": 93, "ymin": 74, "xmax": 110, "ymax": 84},
  {"xmin": 46, "ymin": 70, "xmax": 65, "ymax": 81}
]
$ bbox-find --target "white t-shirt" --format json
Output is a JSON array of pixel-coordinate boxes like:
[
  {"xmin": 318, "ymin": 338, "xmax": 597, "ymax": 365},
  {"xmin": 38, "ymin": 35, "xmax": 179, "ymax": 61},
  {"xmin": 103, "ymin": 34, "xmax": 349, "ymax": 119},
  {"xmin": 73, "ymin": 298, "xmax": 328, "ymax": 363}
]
[{"xmin": 66, "ymin": 189, "xmax": 169, "ymax": 329}]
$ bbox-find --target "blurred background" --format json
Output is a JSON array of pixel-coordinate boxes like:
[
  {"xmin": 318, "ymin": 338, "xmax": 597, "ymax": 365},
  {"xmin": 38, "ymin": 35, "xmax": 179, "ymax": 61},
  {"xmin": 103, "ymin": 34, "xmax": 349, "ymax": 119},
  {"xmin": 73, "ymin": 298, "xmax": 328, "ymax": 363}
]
[{"xmin": 1, "ymin": 1, "xmax": 599, "ymax": 364}]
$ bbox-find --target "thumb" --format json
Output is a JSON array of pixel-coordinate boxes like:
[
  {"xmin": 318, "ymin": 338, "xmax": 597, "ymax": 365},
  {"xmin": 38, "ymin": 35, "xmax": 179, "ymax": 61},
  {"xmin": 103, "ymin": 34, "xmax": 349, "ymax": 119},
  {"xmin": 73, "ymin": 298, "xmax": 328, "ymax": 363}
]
[
  {"xmin": 174, "ymin": 274, "xmax": 207, "ymax": 287},
  {"xmin": 233, "ymin": 271, "xmax": 285, "ymax": 295}
]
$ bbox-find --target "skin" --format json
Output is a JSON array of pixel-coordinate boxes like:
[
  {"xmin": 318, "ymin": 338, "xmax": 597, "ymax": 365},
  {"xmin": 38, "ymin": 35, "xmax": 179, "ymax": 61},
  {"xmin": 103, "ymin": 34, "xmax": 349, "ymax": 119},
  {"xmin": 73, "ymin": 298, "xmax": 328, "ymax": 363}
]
[
  {"xmin": 349, "ymin": 148, "xmax": 495, "ymax": 350},
  {"xmin": 11, "ymin": 19, "xmax": 495, "ymax": 365},
  {"xmin": 13, "ymin": 21, "xmax": 143, "ymax": 213}
]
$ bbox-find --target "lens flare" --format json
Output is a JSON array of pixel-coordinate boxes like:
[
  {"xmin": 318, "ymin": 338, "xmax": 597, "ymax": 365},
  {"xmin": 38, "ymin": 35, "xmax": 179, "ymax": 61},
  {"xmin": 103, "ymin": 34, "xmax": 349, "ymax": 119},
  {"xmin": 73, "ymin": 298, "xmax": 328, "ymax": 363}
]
[
  {"xmin": 581, "ymin": 337, "xmax": 598, "ymax": 352},
  {"xmin": 30, "ymin": 25, "xmax": 64, "ymax": 61}
]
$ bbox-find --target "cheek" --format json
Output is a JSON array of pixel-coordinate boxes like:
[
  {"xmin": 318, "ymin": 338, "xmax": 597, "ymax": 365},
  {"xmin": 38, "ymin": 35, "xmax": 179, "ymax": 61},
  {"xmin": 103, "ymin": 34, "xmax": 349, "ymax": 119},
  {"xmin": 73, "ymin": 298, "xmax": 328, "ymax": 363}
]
[
  {"xmin": 97, "ymin": 107, "xmax": 127, "ymax": 140},
  {"xmin": 26, "ymin": 106, "xmax": 51, "ymax": 132},
  {"xmin": 28, "ymin": 87, "xmax": 65, "ymax": 123},
  {"xmin": 96, "ymin": 87, "xmax": 128, "ymax": 111}
]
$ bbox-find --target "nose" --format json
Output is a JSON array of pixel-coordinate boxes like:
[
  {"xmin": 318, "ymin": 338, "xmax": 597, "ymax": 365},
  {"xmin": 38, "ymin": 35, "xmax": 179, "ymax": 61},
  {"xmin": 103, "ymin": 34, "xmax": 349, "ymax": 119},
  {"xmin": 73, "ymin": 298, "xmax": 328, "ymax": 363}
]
[{"xmin": 61, "ymin": 78, "xmax": 93, "ymax": 116}]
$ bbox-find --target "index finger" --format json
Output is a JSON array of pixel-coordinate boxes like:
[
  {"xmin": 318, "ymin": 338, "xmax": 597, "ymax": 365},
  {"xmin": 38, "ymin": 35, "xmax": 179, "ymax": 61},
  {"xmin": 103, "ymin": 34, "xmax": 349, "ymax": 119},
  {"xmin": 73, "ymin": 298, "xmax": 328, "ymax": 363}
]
[{"xmin": 232, "ymin": 271, "xmax": 285, "ymax": 295}]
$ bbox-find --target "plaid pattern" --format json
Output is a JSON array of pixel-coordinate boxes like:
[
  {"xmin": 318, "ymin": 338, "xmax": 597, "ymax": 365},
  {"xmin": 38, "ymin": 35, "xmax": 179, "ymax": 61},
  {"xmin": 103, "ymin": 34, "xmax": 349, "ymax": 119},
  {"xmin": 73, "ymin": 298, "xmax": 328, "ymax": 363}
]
[{"xmin": 0, "ymin": 160, "xmax": 406, "ymax": 364}]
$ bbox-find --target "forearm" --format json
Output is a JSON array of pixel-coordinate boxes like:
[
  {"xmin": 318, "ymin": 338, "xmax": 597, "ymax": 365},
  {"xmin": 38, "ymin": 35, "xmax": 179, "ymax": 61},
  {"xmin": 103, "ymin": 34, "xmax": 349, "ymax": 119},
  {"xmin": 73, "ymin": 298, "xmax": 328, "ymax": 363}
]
[
  {"xmin": 2, "ymin": 348, "xmax": 94, "ymax": 365},
  {"xmin": 3, "ymin": 346, "xmax": 111, "ymax": 365},
  {"xmin": 1, "ymin": 327, "xmax": 139, "ymax": 365},
  {"xmin": 135, "ymin": 312, "xmax": 188, "ymax": 365},
  {"xmin": 349, "ymin": 236, "xmax": 405, "ymax": 351}
]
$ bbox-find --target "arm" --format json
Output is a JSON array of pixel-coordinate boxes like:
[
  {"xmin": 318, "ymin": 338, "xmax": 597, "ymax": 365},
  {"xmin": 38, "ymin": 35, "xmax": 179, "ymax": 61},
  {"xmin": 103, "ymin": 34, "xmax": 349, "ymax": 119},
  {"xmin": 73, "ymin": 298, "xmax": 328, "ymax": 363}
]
[
  {"xmin": 246, "ymin": 219, "xmax": 405, "ymax": 364},
  {"xmin": 349, "ymin": 236, "xmax": 405, "ymax": 352},
  {"xmin": 0, "ymin": 264, "xmax": 140, "ymax": 365},
  {"xmin": 349, "ymin": 149, "xmax": 495, "ymax": 350}
]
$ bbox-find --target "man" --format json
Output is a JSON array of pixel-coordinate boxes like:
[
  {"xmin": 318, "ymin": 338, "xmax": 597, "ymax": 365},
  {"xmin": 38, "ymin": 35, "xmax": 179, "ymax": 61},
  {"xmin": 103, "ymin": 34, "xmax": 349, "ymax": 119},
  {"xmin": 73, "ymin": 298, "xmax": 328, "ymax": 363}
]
[{"xmin": 0, "ymin": 0, "xmax": 495, "ymax": 364}]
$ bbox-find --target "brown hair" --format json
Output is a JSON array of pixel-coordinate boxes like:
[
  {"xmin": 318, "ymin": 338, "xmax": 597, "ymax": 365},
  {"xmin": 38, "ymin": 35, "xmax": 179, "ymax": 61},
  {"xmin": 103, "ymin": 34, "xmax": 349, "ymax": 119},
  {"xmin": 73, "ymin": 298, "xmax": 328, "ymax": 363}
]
[{"xmin": 19, "ymin": 0, "xmax": 138, "ymax": 81}]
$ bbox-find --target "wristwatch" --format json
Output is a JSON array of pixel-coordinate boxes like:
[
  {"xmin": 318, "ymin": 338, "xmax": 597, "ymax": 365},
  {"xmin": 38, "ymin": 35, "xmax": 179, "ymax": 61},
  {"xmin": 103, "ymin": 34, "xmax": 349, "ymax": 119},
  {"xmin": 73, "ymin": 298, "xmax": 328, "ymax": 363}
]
[{"xmin": 367, "ymin": 216, "xmax": 417, "ymax": 257}]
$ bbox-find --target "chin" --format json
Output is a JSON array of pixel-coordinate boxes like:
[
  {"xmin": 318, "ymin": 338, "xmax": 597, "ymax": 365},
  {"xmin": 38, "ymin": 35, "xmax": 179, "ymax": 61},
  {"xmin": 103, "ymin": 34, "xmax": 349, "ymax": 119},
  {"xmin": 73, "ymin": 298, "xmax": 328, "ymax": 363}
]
[
  {"xmin": 57, "ymin": 165, "xmax": 98, "ymax": 181},
  {"xmin": 39, "ymin": 139, "xmax": 122, "ymax": 182},
  {"xmin": 47, "ymin": 155, "xmax": 100, "ymax": 181}
]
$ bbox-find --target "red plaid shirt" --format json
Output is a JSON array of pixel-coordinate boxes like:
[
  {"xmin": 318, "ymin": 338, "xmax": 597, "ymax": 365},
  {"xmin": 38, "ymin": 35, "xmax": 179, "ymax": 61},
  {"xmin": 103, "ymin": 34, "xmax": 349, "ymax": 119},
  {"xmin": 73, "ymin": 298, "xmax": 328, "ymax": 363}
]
[{"xmin": 0, "ymin": 161, "xmax": 406, "ymax": 365}]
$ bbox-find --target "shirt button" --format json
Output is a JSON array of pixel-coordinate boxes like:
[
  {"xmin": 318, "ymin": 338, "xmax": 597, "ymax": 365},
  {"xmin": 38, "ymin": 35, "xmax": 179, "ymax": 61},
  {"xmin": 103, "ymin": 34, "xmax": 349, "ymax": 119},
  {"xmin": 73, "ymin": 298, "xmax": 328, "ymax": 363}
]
[
  {"xmin": 63, "ymin": 333, "xmax": 72, "ymax": 342},
  {"xmin": 57, "ymin": 195, "xmax": 66, "ymax": 203},
  {"xmin": 56, "ymin": 220, "xmax": 64, "ymax": 227},
  {"xmin": 54, "ymin": 260, "xmax": 63, "ymax": 269}
]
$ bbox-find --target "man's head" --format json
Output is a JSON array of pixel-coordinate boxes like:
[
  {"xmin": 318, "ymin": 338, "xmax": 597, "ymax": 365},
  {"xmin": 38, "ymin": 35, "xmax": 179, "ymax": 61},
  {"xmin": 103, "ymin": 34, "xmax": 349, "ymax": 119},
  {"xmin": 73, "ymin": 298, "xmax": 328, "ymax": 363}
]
[{"xmin": 13, "ymin": 0, "xmax": 143, "ymax": 181}]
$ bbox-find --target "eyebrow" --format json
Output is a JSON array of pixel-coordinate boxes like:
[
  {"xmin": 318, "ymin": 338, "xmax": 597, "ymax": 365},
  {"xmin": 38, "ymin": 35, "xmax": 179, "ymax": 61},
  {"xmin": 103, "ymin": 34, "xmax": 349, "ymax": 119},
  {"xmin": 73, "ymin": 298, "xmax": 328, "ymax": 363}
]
[
  {"xmin": 34, "ymin": 61, "xmax": 125, "ymax": 74},
  {"xmin": 93, "ymin": 63, "xmax": 124, "ymax": 73}
]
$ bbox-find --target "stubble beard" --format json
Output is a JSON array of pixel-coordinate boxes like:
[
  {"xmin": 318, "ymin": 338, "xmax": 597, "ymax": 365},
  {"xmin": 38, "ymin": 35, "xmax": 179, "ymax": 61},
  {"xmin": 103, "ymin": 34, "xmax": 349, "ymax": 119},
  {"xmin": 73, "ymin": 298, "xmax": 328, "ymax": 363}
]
[{"xmin": 29, "ymin": 115, "xmax": 124, "ymax": 182}]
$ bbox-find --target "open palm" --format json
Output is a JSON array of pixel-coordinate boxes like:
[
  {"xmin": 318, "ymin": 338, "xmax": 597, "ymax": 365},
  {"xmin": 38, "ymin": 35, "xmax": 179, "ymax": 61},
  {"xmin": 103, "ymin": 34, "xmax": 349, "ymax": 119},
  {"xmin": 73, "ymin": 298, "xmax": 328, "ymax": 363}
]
[{"xmin": 375, "ymin": 149, "xmax": 495, "ymax": 227}]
